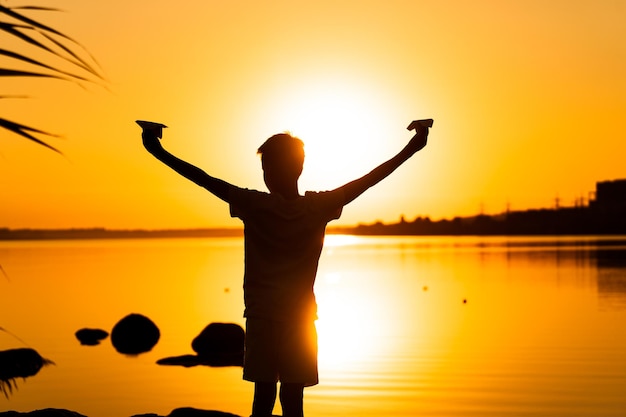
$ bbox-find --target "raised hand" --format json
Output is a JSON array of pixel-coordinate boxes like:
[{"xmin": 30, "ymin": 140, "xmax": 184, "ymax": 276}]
[
  {"xmin": 137, "ymin": 120, "xmax": 166, "ymax": 154},
  {"xmin": 405, "ymin": 119, "xmax": 432, "ymax": 154},
  {"xmin": 406, "ymin": 125, "xmax": 429, "ymax": 154}
]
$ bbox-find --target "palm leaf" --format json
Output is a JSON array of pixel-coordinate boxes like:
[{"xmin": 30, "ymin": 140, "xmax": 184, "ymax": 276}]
[
  {"xmin": 0, "ymin": 68, "xmax": 65, "ymax": 79},
  {"xmin": 0, "ymin": 5, "xmax": 67, "ymax": 39},
  {"xmin": 39, "ymin": 30, "xmax": 105, "ymax": 80},
  {"xmin": 9, "ymin": 6, "xmax": 63, "ymax": 12},
  {"xmin": 0, "ymin": 48, "xmax": 95, "ymax": 83},
  {"xmin": 0, "ymin": 4, "xmax": 105, "ymax": 152},
  {"xmin": 0, "ymin": 22, "xmax": 56, "ymax": 56},
  {"xmin": 0, "ymin": 22, "xmax": 101, "ymax": 83},
  {"xmin": 0, "ymin": 6, "xmax": 103, "ymax": 78},
  {"xmin": 0, "ymin": 118, "xmax": 62, "ymax": 154},
  {"xmin": 0, "ymin": 328, "xmax": 27, "ymax": 346}
]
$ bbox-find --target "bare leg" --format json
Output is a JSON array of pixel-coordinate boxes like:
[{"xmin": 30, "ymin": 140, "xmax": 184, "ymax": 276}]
[
  {"xmin": 252, "ymin": 382, "xmax": 277, "ymax": 417},
  {"xmin": 280, "ymin": 383, "xmax": 304, "ymax": 417}
]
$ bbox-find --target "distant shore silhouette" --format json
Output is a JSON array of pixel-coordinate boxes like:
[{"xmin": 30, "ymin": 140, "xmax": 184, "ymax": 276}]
[
  {"xmin": 0, "ymin": 227, "xmax": 243, "ymax": 240},
  {"xmin": 1, "ymin": 207, "xmax": 625, "ymax": 240},
  {"xmin": 2, "ymin": 179, "xmax": 625, "ymax": 240}
]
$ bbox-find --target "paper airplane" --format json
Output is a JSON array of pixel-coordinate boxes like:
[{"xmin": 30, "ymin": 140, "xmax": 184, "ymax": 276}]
[
  {"xmin": 407, "ymin": 119, "xmax": 434, "ymax": 131},
  {"xmin": 136, "ymin": 120, "xmax": 167, "ymax": 138}
]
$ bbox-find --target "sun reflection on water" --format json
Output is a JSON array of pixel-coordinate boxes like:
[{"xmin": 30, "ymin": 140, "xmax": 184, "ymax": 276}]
[{"xmin": 315, "ymin": 270, "xmax": 397, "ymax": 370}]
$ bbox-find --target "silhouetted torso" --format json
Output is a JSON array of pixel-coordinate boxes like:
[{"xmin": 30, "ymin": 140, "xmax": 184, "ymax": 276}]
[{"xmin": 229, "ymin": 186, "xmax": 344, "ymax": 321}]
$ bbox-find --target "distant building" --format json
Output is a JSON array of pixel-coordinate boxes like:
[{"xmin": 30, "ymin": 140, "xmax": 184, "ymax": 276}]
[{"xmin": 592, "ymin": 179, "xmax": 626, "ymax": 210}]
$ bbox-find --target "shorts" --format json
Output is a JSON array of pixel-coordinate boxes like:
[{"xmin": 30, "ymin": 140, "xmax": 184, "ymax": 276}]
[{"xmin": 243, "ymin": 317, "xmax": 318, "ymax": 386}]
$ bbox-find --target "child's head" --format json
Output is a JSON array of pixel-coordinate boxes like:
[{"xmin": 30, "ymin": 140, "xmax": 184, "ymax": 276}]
[
  {"xmin": 257, "ymin": 133, "xmax": 305, "ymax": 196},
  {"xmin": 257, "ymin": 132, "xmax": 305, "ymax": 181}
]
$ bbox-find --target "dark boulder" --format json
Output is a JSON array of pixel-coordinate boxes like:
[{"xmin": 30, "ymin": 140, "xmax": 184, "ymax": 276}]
[
  {"xmin": 131, "ymin": 408, "xmax": 241, "ymax": 417},
  {"xmin": 111, "ymin": 313, "xmax": 160, "ymax": 355},
  {"xmin": 0, "ymin": 410, "xmax": 86, "ymax": 417},
  {"xmin": 75, "ymin": 328, "xmax": 109, "ymax": 346},
  {"xmin": 192, "ymin": 323, "xmax": 244, "ymax": 357},
  {"xmin": 169, "ymin": 408, "xmax": 241, "ymax": 417},
  {"xmin": 157, "ymin": 323, "xmax": 244, "ymax": 368}
]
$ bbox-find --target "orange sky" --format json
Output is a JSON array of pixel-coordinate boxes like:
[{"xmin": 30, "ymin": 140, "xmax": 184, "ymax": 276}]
[{"xmin": 1, "ymin": 0, "xmax": 625, "ymax": 229}]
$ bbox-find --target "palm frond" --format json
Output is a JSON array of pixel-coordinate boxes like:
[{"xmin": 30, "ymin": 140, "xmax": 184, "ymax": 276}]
[
  {"xmin": 0, "ymin": 6, "xmax": 104, "ymax": 79},
  {"xmin": 39, "ymin": 30, "xmax": 105, "ymax": 80},
  {"xmin": 0, "ymin": 5, "xmax": 66, "ymax": 39},
  {"xmin": 0, "ymin": 48, "xmax": 96, "ymax": 83},
  {"xmin": 0, "ymin": 327, "xmax": 28, "ymax": 346},
  {"xmin": 9, "ymin": 6, "xmax": 63, "ymax": 12},
  {"xmin": 0, "ymin": 22, "xmax": 57, "ymax": 58},
  {"xmin": 0, "ymin": 23, "xmax": 101, "ymax": 83},
  {"xmin": 0, "ymin": 68, "xmax": 61, "ymax": 79},
  {"xmin": 0, "ymin": 118, "xmax": 62, "ymax": 154},
  {"xmin": 0, "ymin": 4, "xmax": 106, "ymax": 152}
]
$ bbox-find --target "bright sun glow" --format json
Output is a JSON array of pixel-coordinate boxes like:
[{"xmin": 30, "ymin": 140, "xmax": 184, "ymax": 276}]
[
  {"xmin": 315, "ymin": 269, "xmax": 396, "ymax": 368},
  {"xmin": 261, "ymin": 76, "xmax": 401, "ymax": 190},
  {"xmin": 314, "ymin": 235, "xmax": 404, "ymax": 367}
]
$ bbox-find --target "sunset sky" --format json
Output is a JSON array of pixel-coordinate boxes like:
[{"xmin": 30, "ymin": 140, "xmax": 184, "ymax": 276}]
[{"xmin": 1, "ymin": 0, "xmax": 625, "ymax": 229}]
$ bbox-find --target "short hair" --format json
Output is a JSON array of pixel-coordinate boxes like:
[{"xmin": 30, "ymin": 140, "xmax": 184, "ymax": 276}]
[{"xmin": 257, "ymin": 132, "xmax": 305, "ymax": 176}]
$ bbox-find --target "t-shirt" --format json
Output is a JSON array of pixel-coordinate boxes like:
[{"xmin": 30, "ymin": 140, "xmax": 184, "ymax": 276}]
[{"xmin": 229, "ymin": 186, "xmax": 345, "ymax": 321}]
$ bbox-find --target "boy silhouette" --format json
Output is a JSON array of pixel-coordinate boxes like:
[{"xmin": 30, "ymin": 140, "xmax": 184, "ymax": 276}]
[{"xmin": 142, "ymin": 123, "xmax": 429, "ymax": 417}]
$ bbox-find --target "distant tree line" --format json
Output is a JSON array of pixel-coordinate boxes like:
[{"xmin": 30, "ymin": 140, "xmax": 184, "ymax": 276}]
[{"xmin": 332, "ymin": 205, "xmax": 626, "ymax": 236}]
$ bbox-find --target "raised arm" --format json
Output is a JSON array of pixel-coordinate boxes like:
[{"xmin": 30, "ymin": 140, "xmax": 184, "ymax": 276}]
[
  {"xmin": 142, "ymin": 130, "xmax": 231, "ymax": 203},
  {"xmin": 337, "ymin": 125, "xmax": 429, "ymax": 205}
]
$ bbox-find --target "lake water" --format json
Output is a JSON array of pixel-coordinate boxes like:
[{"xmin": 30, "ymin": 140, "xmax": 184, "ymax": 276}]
[{"xmin": 1, "ymin": 235, "xmax": 626, "ymax": 417}]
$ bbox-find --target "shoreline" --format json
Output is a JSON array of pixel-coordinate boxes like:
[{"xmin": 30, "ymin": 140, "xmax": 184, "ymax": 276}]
[{"xmin": 3, "ymin": 213, "xmax": 626, "ymax": 242}]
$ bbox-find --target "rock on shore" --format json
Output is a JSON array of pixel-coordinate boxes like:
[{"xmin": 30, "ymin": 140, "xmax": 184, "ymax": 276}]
[
  {"xmin": 0, "ymin": 410, "xmax": 87, "ymax": 417},
  {"xmin": 0, "ymin": 408, "xmax": 243, "ymax": 417}
]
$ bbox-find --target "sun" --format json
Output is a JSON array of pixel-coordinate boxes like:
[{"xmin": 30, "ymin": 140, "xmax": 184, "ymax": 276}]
[{"xmin": 258, "ymin": 76, "xmax": 403, "ymax": 190}]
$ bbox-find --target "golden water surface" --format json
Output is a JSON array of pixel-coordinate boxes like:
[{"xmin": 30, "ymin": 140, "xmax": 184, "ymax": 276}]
[{"xmin": 1, "ymin": 235, "xmax": 625, "ymax": 416}]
